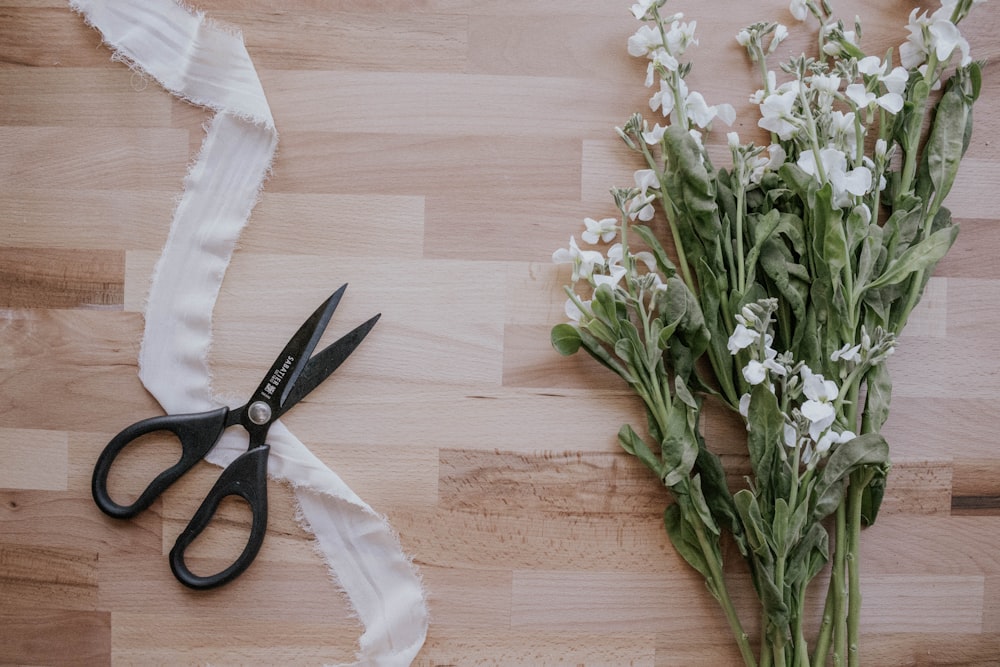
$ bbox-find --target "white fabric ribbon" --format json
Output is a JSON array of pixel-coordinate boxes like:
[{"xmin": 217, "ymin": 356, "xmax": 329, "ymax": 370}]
[{"xmin": 70, "ymin": 2, "xmax": 428, "ymax": 664}]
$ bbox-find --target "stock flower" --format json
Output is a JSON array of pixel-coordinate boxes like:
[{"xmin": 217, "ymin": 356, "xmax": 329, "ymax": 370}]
[
  {"xmin": 727, "ymin": 324, "xmax": 758, "ymax": 353},
  {"xmin": 685, "ymin": 91, "xmax": 736, "ymax": 128},
  {"xmin": 789, "ymin": 0, "xmax": 809, "ymax": 21},
  {"xmin": 552, "ymin": 236, "xmax": 604, "ymax": 281},
  {"xmin": 634, "ymin": 169, "xmax": 660, "ymax": 195},
  {"xmin": 664, "ymin": 19, "xmax": 698, "ymax": 55},
  {"xmin": 642, "ymin": 123, "xmax": 667, "ymax": 144},
  {"xmin": 630, "ymin": 0, "xmax": 657, "ymax": 20},
  {"xmin": 830, "ymin": 342, "xmax": 862, "ymax": 363},
  {"xmin": 784, "ymin": 422, "xmax": 798, "ymax": 448},
  {"xmin": 743, "ymin": 360, "xmax": 768, "ymax": 385},
  {"xmin": 845, "ymin": 83, "xmax": 904, "ymax": 114},
  {"xmin": 815, "ymin": 429, "xmax": 856, "ymax": 455},
  {"xmin": 797, "ymin": 147, "xmax": 872, "ymax": 208},
  {"xmin": 800, "ymin": 368, "xmax": 839, "ymax": 439},
  {"xmin": 758, "ymin": 88, "xmax": 799, "ymax": 139},
  {"xmin": 899, "ymin": 6, "xmax": 972, "ymax": 69},
  {"xmin": 593, "ymin": 264, "xmax": 628, "ymax": 289},
  {"xmin": 628, "ymin": 192, "xmax": 656, "ymax": 221},
  {"xmin": 582, "ymin": 217, "xmax": 618, "ymax": 244},
  {"xmin": 650, "ymin": 78, "xmax": 678, "ymax": 115},
  {"xmin": 828, "ymin": 110, "xmax": 857, "ymax": 153},
  {"xmin": 628, "ymin": 24, "xmax": 663, "ymax": 58},
  {"xmin": 564, "ymin": 297, "xmax": 585, "ymax": 322}
]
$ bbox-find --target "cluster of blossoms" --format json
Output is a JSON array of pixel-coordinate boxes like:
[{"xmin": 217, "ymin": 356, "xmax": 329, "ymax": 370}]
[
  {"xmin": 728, "ymin": 300, "xmax": 897, "ymax": 467},
  {"xmin": 729, "ymin": 0, "xmax": 982, "ymax": 223},
  {"xmin": 551, "ymin": 196, "xmax": 666, "ymax": 324},
  {"xmin": 628, "ymin": 0, "xmax": 735, "ymax": 144}
]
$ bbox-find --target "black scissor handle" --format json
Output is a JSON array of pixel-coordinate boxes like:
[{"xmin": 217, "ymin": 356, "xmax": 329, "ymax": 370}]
[
  {"xmin": 92, "ymin": 407, "xmax": 230, "ymax": 519},
  {"xmin": 169, "ymin": 445, "xmax": 269, "ymax": 590}
]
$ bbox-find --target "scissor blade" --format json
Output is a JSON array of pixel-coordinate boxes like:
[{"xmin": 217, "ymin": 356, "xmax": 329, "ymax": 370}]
[
  {"xmin": 251, "ymin": 285, "xmax": 347, "ymax": 408},
  {"xmin": 276, "ymin": 312, "xmax": 380, "ymax": 416}
]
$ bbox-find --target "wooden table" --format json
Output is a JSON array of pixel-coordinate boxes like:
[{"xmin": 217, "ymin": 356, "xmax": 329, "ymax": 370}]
[{"xmin": 3, "ymin": 1, "xmax": 999, "ymax": 664}]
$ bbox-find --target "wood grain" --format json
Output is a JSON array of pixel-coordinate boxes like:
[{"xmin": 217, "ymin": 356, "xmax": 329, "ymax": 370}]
[{"xmin": 2, "ymin": 1, "xmax": 999, "ymax": 665}]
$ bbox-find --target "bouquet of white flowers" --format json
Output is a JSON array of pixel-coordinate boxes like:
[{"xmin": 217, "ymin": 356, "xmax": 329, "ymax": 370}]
[{"xmin": 551, "ymin": 1, "xmax": 985, "ymax": 664}]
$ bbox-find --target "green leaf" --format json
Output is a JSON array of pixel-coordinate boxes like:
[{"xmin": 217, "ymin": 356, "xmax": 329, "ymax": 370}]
[
  {"xmin": 664, "ymin": 502, "xmax": 713, "ymax": 582},
  {"xmin": 924, "ymin": 64, "xmax": 977, "ymax": 209},
  {"xmin": 661, "ymin": 398, "xmax": 700, "ymax": 488},
  {"xmin": 812, "ymin": 433, "xmax": 890, "ymax": 520},
  {"xmin": 863, "ymin": 363, "xmax": 892, "ymax": 433},
  {"xmin": 632, "ymin": 224, "xmax": 677, "ymax": 277},
  {"xmin": 734, "ymin": 489, "xmax": 771, "ymax": 557},
  {"xmin": 746, "ymin": 383, "xmax": 785, "ymax": 497},
  {"xmin": 551, "ymin": 323, "xmax": 582, "ymax": 356},
  {"xmin": 787, "ymin": 522, "xmax": 829, "ymax": 587},
  {"xmin": 591, "ymin": 283, "xmax": 621, "ymax": 335},
  {"xmin": 618, "ymin": 424, "xmax": 662, "ymax": 477},
  {"xmin": 694, "ymin": 439, "xmax": 744, "ymax": 552},
  {"xmin": 689, "ymin": 474, "xmax": 721, "ymax": 536},
  {"xmin": 865, "ymin": 225, "xmax": 958, "ymax": 292}
]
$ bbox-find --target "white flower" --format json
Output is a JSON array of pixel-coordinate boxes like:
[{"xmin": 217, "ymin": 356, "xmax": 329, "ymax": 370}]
[
  {"xmin": 758, "ymin": 88, "xmax": 799, "ymax": 140},
  {"xmin": 929, "ymin": 18, "xmax": 971, "ymax": 65},
  {"xmin": 900, "ymin": 7, "xmax": 972, "ymax": 69},
  {"xmin": 815, "ymin": 429, "xmax": 856, "ymax": 455},
  {"xmin": 739, "ymin": 392, "xmax": 752, "ymax": 418},
  {"xmin": 743, "ymin": 360, "xmax": 769, "ymax": 385},
  {"xmin": 628, "ymin": 24, "xmax": 663, "ymax": 58},
  {"xmin": 789, "ymin": 0, "xmax": 809, "ymax": 21},
  {"xmin": 727, "ymin": 324, "xmax": 758, "ymax": 354},
  {"xmin": 593, "ymin": 264, "xmax": 627, "ymax": 289},
  {"xmin": 565, "ymin": 297, "xmax": 588, "ymax": 322},
  {"xmin": 800, "ymin": 368, "xmax": 839, "ymax": 440},
  {"xmin": 797, "ymin": 147, "xmax": 873, "ymax": 208},
  {"xmin": 633, "ymin": 250, "xmax": 658, "ymax": 272},
  {"xmin": 736, "ymin": 29, "xmax": 752, "ymax": 46},
  {"xmin": 634, "ymin": 169, "xmax": 660, "ymax": 195},
  {"xmin": 552, "ymin": 236, "xmax": 604, "ymax": 281},
  {"xmin": 685, "ymin": 91, "xmax": 719, "ymax": 128},
  {"xmin": 784, "ymin": 422, "xmax": 798, "ymax": 448},
  {"xmin": 766, "ymin": 144, "xmax": 787, "ymax": 170},
  {"xmin": 627, "ymin": 193, "xmax": 656, "ymax": 221},
  {"xmin": 829, "ymin": 110, "xmax": 858, "ymax": 153},
  {"xmin": 649, "ymin": 78, "xmax": 677, "ymax": 116},
  {"xmin": 830, "ymin": 342, "xmax": 862, "ymax": 363},
  {"xmin": 880, "ymin": 66, "xmax": 909, "ymax": 96},
  {"xmin": 857, "ymin": 56, "xmax": 883, "ymax": 77},
  {"xmin": 727, "ymin": 131, "xmax": 741, "ymax": 148},
  {"xmin": 582, "ymin": 217, "xmax": 617, "ymax": 245},
  {"xmin": 845, "ymin": 83, "xmax": 903, "ymax": 114},
  {"xmin": 665, "ymin": 19, "xmax": 698, "ymax": 56},
  {"xmin": 630, "ymin": 0, "xmax": 657, "ymax": 20},
  {"xmin": 770, "ymin": 24, "xmax": 789, "ymax": 53},
  {"xmin": 715, "ymin": 102, "xmax": 737, "ymax": 126},
  {"xmin": 642, "ymin": 123, "xmax": 667, "ymax": 145}
]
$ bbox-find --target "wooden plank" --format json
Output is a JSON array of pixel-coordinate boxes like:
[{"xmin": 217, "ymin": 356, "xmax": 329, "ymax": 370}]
[
  {"xmin": 0, "ymin": 248, "xmax": 124, "ymax": 308},
  {"xmin": 2, "ymin": 0, "xmax": 1000, "ymax": 664}
]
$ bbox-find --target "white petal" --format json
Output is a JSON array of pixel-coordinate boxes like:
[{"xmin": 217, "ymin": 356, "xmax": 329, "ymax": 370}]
[
  {"xmin": 876, "ymin": 92, "xmax": 904, "ymax": 114},
  {"xmin": 727, "ymin": 324, "xmax": 758, "ymax": 353},
  {"xmin": 743, "ymin": 360, "xmax": 768, "ymax": 385},
  {"xmin": 841, "ymin": 166, "xmax": 873, "ymax": 196}
]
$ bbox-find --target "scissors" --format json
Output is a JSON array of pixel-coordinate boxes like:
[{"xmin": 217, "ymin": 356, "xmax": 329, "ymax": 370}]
[{"xmin": 92, "ymin": 284, "xmax": 379, "ymax": 590}]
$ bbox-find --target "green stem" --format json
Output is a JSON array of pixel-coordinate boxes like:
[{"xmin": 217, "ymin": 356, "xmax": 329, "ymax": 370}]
[
  {"xmin": 736, "ymin": 177, "xmax": 747, "ymax": 293},
  {"xmin": 845, "ymin": 467, "xmax": 876, "ymax": 667},
  {"xmin": 812, "ymin": 578, "xmax": 835, "ymax": 667},
  {"xmin": 831, "ymin": 502, "xmax": 848, "ymax": 667},
  {"xmin": 794, "ymin": 587, "xmax": 810, "ymax": 667},
  {"xmin": 692, "ymin": 518, "xmax": 758, "ymax": 667}
]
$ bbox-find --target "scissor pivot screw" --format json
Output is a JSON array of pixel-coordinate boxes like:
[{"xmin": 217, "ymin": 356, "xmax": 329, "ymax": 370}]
[{"xmin": 247, "ymin": 401, "xmax": 272, "ymax": 425}]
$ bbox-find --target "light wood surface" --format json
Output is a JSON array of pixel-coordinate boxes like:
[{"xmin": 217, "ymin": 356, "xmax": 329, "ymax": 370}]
[{"xmin": 2, "ymin": 1, "xmax": 1000, "ymax": 665}]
